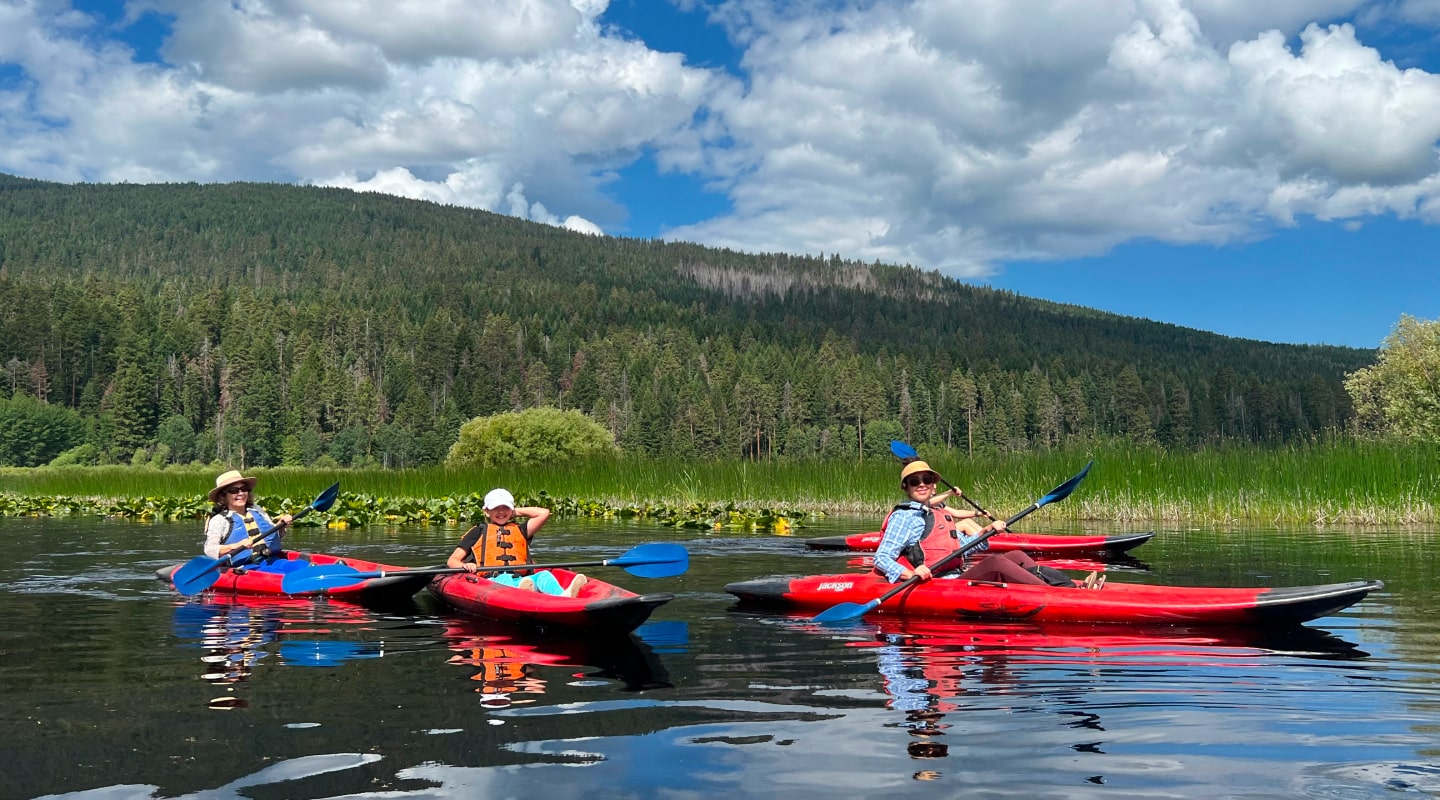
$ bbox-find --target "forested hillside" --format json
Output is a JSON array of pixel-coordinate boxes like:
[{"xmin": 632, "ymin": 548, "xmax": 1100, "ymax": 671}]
[{"xmin": 0, "ymin": 172, "xmax": 1375, "ymax": 468}]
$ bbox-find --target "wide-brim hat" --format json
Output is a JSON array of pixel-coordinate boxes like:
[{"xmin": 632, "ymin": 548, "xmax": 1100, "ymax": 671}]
[
  {"xmin": 209, "ymin": 469, "xmax": 258, "ymax": 503},
  {"xmin": 900, "ymin": 460, "xmax": 937, "ymax": 482}
]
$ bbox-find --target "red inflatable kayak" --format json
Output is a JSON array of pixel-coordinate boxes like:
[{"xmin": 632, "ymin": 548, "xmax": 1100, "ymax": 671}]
[
  {"xmin": 724, "ymin": 573, "xmax": 1383, "ymax": 626},
  {"xmin": 429, "ymin": 568, "xmax": 675, "ymax": 634},
  {"xmin": 803, "ymin": 530, "xmax": 1153, "ymax": 556},
  {"xmin": 156, "ymin": 551, "xmax": 432, "ymax": 604}
]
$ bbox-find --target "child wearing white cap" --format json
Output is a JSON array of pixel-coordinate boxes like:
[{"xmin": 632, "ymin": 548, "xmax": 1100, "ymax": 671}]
[{"xmin": 444, "ymin": 488, "xmax": 587, "ymax": 598}]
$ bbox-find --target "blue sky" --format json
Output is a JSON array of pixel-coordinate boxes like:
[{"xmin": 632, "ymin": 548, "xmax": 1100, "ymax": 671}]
[{"xmin": 4, "ymin": 2, "xmax": 1440, "ymax": 349}]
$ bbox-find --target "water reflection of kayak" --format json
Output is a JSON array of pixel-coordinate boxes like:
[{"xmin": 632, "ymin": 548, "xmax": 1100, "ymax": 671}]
[
  {"xmin": 430, "ymin": 568, "xmax": 674, "ymax": 634},
  {"xmin": 841, "ymin": 617, "xmax": 1373, "ymax": 661},
  {"xmin": 804, "ymin": 530, "xmax": 1154, "ymax": 557},
  {"xmin": 170, "ymin": 596, "xmax": 389, "ymax": 707},
  {"xmin": 155, "ymin": 551, "xmax": 433, "ymax": 605},
  {"xmin": 725, "ymin": 572, "xmax": 1384, "ymax": 626},
  {"xmin": 441, "ymin": 616, "xmax": 673, "ymax": 703}
]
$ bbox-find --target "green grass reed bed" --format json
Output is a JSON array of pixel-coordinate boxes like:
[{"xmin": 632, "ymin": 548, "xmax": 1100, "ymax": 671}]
[
  {"xmin": 1, "ymin": 439, "xmax": 1435, "ymax": 527},
  {"xmin": 1053, "ymin": 440, "xmax": 1438, "ymax": 525}
]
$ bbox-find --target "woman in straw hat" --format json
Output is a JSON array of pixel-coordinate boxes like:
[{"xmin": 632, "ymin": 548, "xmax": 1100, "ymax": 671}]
[
  {"xmin": 873, "ymin": 459, "xmax": 1071, "ymax": 587},
  {"xmin": 202, "ymin": 470, "xmax": 293, "ymax": 569}
]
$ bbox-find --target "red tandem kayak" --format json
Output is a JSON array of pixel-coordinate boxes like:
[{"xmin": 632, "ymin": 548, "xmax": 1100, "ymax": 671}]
[
  {"xmin": 724, "ymin": 573, "xmax": 1383, "ymax": 626},
  {"xmin": 429, "ymin": 568, "xmax": 675, "ymax": 634},
  {"xmin": 803, "ymin": 530, "xmax": 1153, "ymax": 556},
  {"xmin": 156, "ymin": 551, "xmax": 432, "ymax": 604}
]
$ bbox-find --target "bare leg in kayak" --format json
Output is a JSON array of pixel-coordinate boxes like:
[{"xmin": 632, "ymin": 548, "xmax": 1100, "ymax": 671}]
[{"xmin": 957, "ymin": 552, "xmax": 1078, "ymax": 586}]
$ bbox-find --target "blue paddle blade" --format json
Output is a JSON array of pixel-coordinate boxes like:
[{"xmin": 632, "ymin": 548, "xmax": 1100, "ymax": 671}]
[
  {"xmin": 889, "ymin": 440, "xmax": 918, "ymax": 460},
  {"xmin": 309, "ymin": 482, "xmax": 341, "ymax": 514},
  {"xmin": 813, "ymin": 600, "xmax": 878, "ymax": 624},
  {"xmin": 1036, "ymin": 460, "xmax": 1092, "ymax": 509},
  {"xmin": 281, "ymin": 564, "xmax": 368, "ymax": 594},
  {"xmin": 609, "ymin": 543, "xmax": 688, "ymax": 578},
  {"xmin": 173, "ymin": 555, "xmax": 228, "ymax": 596}
]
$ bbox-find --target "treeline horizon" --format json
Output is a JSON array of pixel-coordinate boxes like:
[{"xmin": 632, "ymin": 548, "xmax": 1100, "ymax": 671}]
[{"xmin": 0, "ymin": 172, "xmax": 1377, "ymax": 469}]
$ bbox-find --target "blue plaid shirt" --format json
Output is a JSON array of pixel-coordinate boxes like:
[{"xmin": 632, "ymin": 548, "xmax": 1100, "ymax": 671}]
[{"xmin": 873, "ymin": 503, "xmax": 989, "ymax": 582}]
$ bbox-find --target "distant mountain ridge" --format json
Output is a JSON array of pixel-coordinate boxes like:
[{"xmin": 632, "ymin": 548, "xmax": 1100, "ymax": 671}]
[{"xmin": 0, "ymin": 172, "xmax": 1374, "ymax": 467}]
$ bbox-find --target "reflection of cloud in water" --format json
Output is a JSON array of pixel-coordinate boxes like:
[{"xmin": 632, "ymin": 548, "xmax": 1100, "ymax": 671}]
[
  {"xmin": 1303, "ymin": 762, "xmax": 1440, "ymax": 795},
  {"xmin": 388, "ymin": 763, "xmax": 505, "ymax": 795},
  {"xmin": 25, "ymin": 700, "xmax": 1431, "ymax": 799},
  {"xmin": 33, "ymin": 753, "xmax": 382, "ymax": 799},
  {"xmin": 490, "ymin": 745, "xmax": 607, "ymax": 766}
]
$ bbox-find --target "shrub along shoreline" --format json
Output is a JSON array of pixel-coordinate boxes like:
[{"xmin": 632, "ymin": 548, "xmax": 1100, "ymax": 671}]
[{"xmin": 1, "ymin": 440, "xmax": 1434, "ymax": 528}]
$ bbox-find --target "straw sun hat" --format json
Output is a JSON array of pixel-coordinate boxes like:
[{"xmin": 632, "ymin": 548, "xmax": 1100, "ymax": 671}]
[
  {"xmin": 899, "ymin": 460, "xmax": 937, "ymax": 482},
  {"xmin": 208, "ymin": 470, "xmax": 258, "ymax": 503}
]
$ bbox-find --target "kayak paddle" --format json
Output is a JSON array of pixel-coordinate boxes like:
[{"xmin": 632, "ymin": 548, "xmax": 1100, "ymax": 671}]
[
  {"xmin": 889, "ymin": 439, "xmax": 996, "ymax": 522},
  {"xmin": 172, "ymin": 482, "xmax": 341, "ymax": 597},
  {"xmin": 812, "ymin": 461, "xmax": 1093, "ymax": 624},
  {"xmin": 280, "ymin": 541, "xmax": 689, "ymax": 594}
]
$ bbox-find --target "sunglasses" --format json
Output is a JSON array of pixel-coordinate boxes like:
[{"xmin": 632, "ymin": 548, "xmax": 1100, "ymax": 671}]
[
  {"xmin": 903, "ymin": 473, "xmax": 938, "ymax": 489},
  {"xmin": 224, "ymin": 486, "xmax": 251, "ymax": 495}
]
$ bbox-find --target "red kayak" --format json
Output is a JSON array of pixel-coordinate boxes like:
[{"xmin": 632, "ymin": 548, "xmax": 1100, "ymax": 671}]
[
  {"xmin": 803, "ymin": 530, "xmax": 1153, "ymax": 556},
  {"xmin": 156, "ymin": 551, "xmax": 432, "ymax": 604},
  {"xmin": 429, "ymin": 568, "xmax": 674, "ymax": 634},
  {"xmin": 724, "ymin": 573, "xmax": 1383, "ymax": 626}
]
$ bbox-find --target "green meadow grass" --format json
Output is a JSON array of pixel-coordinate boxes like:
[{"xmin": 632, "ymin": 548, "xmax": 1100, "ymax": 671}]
[{"xmin": 1, "ymin": 439, "xmax": 1434, "ymax": 526}]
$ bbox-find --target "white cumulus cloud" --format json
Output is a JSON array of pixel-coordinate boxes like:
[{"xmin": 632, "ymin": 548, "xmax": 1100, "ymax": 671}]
[
  {"xmin": 667, "ymin": 0, "xmax": 1440, "ymax": 275},
  {"xmin": 3, "ymin": 0, "xmax": 1440, "ymax": 271},
  {"xmin": 0, "ymin": 0, "xmax": 729, "ymax": 236}
]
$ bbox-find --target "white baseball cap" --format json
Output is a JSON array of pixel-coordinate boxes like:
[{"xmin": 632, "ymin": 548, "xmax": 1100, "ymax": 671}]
[{"xmin": 483, "ymin": 488, "xmax": 515, "ymax": 510}]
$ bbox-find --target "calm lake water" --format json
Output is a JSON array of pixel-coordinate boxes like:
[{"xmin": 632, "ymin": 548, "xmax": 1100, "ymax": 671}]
[{"xmin": 2, "ymin": 515, "xmax": 1438, "ymax": 799}]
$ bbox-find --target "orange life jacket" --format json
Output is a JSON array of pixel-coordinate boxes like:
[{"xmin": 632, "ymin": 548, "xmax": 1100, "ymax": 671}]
[
  {"xmin": 468, "ymin": 520, "xmax": 531, "ymax": 572},
  {"xmin": 879, "ymin": 502, "xmax": 963, "ymax": 571}
]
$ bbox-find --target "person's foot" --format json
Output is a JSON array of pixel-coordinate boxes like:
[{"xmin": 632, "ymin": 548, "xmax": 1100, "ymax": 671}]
[
  {"xmin": 565, "ymin": 574, "xmax": 589, "ymax": 598},
  {"xmin": 1081, "ymin": 571, "xmax": 1099, "ymax": 589},
  {"xmin": 517, "ymin": 576, "xmax": 536, "ymax": 592}
]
